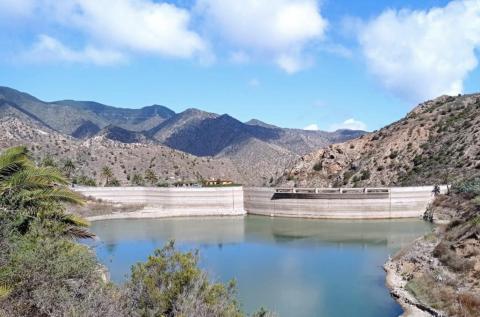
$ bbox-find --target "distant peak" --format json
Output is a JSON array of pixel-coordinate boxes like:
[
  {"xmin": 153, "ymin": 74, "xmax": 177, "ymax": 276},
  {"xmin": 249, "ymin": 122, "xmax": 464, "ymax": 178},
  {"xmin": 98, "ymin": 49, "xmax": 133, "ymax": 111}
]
[
  {"xmin": 181, "ymin": 108, "xmax": 217, "ymax": 117},
  {"xmin": 245, "ymin": 119, "xmax": 279, "ymax": 129}
]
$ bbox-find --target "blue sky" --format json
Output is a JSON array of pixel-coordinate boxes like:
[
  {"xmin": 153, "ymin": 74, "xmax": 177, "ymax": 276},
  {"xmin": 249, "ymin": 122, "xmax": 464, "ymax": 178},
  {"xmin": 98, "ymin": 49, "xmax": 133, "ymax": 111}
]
[{"xmin": 0, "ymin": 0, "xmax": 479, "ymax": 131}]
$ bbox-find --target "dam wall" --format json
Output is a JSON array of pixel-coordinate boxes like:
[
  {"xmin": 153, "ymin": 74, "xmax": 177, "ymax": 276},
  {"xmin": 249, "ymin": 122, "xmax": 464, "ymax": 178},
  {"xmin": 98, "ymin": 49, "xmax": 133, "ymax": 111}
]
[
  {"xmin": 75, "ymin": 186, "xmax": 245, "ymax": 220},
  {"xmin": 243, "ymin": 186, "xmax": 446, "ymax": 219},
  {"xmin": 76, "ymin": 185, "xmax": 446, "ymax": 220}
]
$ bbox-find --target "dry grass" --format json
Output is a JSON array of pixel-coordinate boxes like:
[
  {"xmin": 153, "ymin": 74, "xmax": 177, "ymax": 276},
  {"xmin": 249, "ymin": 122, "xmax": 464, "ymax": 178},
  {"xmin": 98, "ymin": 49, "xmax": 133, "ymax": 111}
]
[
  {"xmin": 406, "ymin": 274, "xmax": 480, "ymax": 317},
  {"xmin": 433, "ymin": 241, "xmax": 475, "ymax": 272}
]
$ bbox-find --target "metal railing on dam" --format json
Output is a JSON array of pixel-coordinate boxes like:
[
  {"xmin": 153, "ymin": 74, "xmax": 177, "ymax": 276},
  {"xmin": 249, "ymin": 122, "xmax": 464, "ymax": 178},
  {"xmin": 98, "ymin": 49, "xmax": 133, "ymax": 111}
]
[
  {"xmin": 75, "ymin": 185, "xmax": 447, "ymax": 220},
  {"xmin": 272, "ymin": 187, "xmax": 390, "ymax": 200}
]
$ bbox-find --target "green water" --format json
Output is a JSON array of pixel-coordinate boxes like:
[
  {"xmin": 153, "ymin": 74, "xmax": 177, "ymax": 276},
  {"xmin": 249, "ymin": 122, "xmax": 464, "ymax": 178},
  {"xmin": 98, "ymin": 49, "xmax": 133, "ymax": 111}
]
[{"xmin": 89, "ymin": 215, "xmax": 431, "ymax": 317}]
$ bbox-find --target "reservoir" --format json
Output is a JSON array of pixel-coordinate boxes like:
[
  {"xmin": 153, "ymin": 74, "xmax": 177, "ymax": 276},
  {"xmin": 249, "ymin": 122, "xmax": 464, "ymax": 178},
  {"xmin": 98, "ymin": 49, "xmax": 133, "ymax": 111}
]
[{"xmin": 89, "ymin": 215, "xmax": 431, "ymax": 317}]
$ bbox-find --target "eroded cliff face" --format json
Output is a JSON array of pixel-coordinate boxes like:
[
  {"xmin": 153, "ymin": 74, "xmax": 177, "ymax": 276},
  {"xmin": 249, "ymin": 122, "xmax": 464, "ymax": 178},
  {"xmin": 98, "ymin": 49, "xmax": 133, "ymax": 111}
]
[
  {"xmin": 385, "ymin": 190, "xmax": 480, "ymax": 317},
  {"xmin": 278, "ymin": 94, "xmax": 480, "ymax": 188}
]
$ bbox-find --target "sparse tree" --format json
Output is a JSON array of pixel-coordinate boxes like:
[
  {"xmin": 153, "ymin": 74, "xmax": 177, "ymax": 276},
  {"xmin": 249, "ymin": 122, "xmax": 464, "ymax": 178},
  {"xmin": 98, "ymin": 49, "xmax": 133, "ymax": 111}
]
[
  {"xmin": 144, "ymin": 169, "xmax": 158, "ymax": 185},
  {"xmin": 131, "ymin": 173, "xmax": 145, "ymax": 186},
  {"xmin": 101, "ymin": 166, "xmax": 113, "ymax": 186},
  {"xmin": 41, "ymin": 155, "xmax": 57, "ymax": 167},
  {"xmin": 62, "ymin": 159, "xmax": 75, "ymax": 179}
]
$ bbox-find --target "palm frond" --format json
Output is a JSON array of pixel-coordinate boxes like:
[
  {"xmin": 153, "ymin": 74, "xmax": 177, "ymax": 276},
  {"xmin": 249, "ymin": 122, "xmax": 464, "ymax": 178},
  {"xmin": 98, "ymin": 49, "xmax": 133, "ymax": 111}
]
[
  {"xmin": 0, "ymin": 146, "xmax": 32, "ymax": 179},
  {"xmin": 0, "ymin": 167, "xmax": 69, "ymax": 194},
  {"xmin": 62, "ymin": 214, "xmax": 91, "ymax": 227},
  {"xmin": 64, "ymin": 225, "xmax": 96, "ymax": 239},
  {"xmin": 19, "ymin": 188, "xmax": 85, "ymax": 206}
]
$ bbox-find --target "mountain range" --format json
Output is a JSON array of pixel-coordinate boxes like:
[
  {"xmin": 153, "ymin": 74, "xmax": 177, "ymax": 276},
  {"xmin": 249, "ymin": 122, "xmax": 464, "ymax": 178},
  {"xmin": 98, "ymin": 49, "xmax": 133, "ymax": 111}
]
[{"xmin": 0, "ymin": 86, "xmax": 365, "ymax": 185}]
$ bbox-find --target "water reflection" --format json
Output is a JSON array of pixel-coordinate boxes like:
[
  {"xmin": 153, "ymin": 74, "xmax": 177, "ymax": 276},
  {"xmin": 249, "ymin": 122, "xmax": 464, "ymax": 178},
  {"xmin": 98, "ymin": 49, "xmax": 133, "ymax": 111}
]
[{"xmin": 89, "ymin": 216, "xmax": 431, "ymax": 317}]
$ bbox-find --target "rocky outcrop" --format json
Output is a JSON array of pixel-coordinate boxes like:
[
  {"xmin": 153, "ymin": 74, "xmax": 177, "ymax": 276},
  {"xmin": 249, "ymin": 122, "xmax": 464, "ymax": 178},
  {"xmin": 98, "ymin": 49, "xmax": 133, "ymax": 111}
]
[
  {"xmin": 279, "ymin": 94, "xmax": 480, "ymax": 188},
  {"xmin": 385, "ymin": 191, "xmax": 480, "ymax": 317}
]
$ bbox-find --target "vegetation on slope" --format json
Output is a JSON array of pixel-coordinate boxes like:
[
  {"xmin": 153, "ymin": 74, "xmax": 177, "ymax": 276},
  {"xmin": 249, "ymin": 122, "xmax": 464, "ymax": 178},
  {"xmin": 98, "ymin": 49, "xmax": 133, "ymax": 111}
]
[
  {"xmin": 1, "ymin": 86, "xmax": 364, "ymax": 186},
  {"xmin": 0, "ymin": 117, "xmax": 243, "ymax": 186},
  {"xmin": 388, "ymin": 177, "xmax": 480, "ymax": 317},
  {"xmin": 280, "ymin": 94, "xmax": 480, "ymax": 187},
  {"xmin": 0, "ymin": 146, "xmax": 274, "ymax": 317}
]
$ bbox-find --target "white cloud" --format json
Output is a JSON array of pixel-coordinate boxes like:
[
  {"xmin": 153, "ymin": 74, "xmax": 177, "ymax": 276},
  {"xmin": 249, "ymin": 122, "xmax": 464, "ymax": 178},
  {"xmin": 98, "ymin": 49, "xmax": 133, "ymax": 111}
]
[
  {"xmin": 196, "ymin": 0, "xmax": 327, "ymax": 73},
  {"xmin": 359, "ymin": 0, "xmax": 480, "ymax": 102},
  {"xmin": 68, "ymin": 0, "xmax": 207, "ymax": 58},
  {"xmin": 2, "ymin": 0, "xmax": 207, "ymax": 63},
  {"xmin": 276, "ymin": 53, "xmax": 307, "ymax": 74},
  {"xmin": 304, "ymin": 123, "xmax": 319, "ymax": 131},
  {"xmin": 24, "ymin": 35, "xmax": 126, "ymax": 65},
  {"xmin": 329, "ymin": 118, "xmax": 367, "ymax": 131}
]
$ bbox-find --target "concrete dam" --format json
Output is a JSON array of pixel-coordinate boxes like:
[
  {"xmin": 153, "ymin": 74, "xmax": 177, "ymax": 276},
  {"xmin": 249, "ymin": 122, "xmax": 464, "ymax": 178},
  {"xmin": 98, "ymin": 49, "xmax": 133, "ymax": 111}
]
[{"xmin": 75, "ymin": 185, "xmax": 445, "ymax": 220}]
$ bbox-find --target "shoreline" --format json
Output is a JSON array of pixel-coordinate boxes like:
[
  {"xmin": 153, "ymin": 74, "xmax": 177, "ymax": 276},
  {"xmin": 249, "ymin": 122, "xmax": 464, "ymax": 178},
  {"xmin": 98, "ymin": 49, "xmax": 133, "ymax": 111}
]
[
  {"xmin": 384, "ymin": 248, "xmax": 441, "ymax": 317},
  {"xmin": 85, "ymin": 208, "xmax": 246, "ymax": 221}
]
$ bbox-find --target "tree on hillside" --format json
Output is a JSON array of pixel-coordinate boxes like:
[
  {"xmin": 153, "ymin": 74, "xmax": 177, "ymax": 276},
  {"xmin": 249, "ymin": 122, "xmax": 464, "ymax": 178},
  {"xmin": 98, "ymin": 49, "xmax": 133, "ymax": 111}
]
[
  {"xmin": 131, "ymin": 173, "xmax": 145, "ymax": 186},
  {"xmin": 144, "ymin": 169, "xmax": 158, "ymax": 185},
  {"xmin": 0, "ymin": 146, "xmax": 92, "ymax": 239},
  {"xmin": 101, "ymin": 166, "xmax": 113, "ymax": 187},
  {"xmin": 41, "ymin": 155, "xmax": 57, "ymax": 167},
  {"xmin": 62, "ymin": 159, "xmax": 76, "ymax": 179}
]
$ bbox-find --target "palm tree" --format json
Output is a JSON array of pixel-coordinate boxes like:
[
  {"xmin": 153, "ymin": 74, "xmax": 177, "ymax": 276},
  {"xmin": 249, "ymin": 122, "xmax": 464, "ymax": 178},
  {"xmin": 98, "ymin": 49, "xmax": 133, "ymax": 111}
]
[
  {"xmin": 101, "ymin": 166, "xmax": 113, "ymax": 186},
  {"xmin": 144, "ymin": 169, "xmax": 158, "ymax": 185},
  {"xmin": 62, "ymin": 159, "xmax": 76, "ymax": 179},
  {"xmin": 0, "ymin": 146, "xmax": 93, "ymax": 239}
]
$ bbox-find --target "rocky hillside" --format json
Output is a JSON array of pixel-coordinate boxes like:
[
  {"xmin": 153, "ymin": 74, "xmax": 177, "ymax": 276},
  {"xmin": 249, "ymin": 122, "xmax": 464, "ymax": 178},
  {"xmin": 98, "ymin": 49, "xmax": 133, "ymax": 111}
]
[
  {"xmin": 149, "ymin": 109, "xmax": 364, "ymax": 157},
  {"xmin": 0, "ymin": 86, "xmax": 175, "ymax": 136},
  {"xmin": 0, "ymin": 116, "xmax": 242, "ymax": 186},
  {"xmin": 0, "ymin": 86, "xmax": 365, "ymax": 185},
  {"xmin": 385, "ymin": 178, "xmax": 480, "ymax": 317},
  {"xmin": 279, "ymin": 94, "xmax": 480, "ymax": 187}
]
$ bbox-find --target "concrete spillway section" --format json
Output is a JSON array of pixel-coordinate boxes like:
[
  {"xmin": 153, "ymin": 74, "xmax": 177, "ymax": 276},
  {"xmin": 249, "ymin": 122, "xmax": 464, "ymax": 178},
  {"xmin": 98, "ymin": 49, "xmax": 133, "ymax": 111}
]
[
  {"xmin": 244, "ymin": 186, "xmax": 446, "ymax": 219},
  {"xmin": 76, "ymin": 185, "xmax": 446, "ymax": 220}
]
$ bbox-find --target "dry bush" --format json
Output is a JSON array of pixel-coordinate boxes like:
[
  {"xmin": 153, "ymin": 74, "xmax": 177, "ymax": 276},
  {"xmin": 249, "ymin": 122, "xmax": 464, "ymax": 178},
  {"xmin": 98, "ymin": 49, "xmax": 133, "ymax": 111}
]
[
  {"xmin": 458, "ymin": 292, "xmax": 480, "ymax": 317},
  {"xmin": 433, "ymin": 241, "xmax": 475, "ymax": 272}
]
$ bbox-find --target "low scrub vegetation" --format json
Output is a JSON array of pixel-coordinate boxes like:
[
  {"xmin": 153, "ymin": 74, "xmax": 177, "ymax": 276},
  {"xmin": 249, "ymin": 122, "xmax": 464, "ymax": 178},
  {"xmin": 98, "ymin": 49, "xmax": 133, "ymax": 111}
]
[
  {"xmin": 0, "ymin": 146, "xmax": 274, "ymax": 317},
  {"xmin": 404, "ymin": 176, "xmax": 480, "ymax": 317}
]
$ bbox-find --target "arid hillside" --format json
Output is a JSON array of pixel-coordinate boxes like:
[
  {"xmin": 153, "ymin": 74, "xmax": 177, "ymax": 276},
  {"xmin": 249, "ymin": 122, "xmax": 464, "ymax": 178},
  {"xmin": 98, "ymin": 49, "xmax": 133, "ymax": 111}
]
[
  {"xmin": 385, "ymin": 178, "xmax": 480, "ymax": 317},
  {"xmin": 0, "ymin": 86, "xmax": 365, "ymax": 186},
  {"xmin": 0, "ymin": 116, "xmax": 243, "ymax": 186},
  {"xmin": 278, "ymin": 94, "xmax": 480, "ymax": 187}
]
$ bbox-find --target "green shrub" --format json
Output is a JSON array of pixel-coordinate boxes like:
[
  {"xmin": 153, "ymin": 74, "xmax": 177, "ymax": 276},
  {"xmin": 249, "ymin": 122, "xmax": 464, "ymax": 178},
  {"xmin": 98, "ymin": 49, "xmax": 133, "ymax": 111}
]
[
  {"xmin": 107, "ymin": 178, "xmax": 121, "ymax": 187},
  {"xmin": 125, "ymin": 241, "xmax": 243, "ymax": 317},
  {"xmin": 313, "ymin": 161, "xmax": 322, "ymax": 171},
  {"xmin": 389, "ymin": 151, "xmax": 398, "ymax": 159},
  {"xmin": 73, "ymin": 175, "xmax": 97, "ymax": 187},
  {"xmin": 131, "ymin": 173, "xmax": 145, "ymax": 186},
  {"xmin": 360, "ymin": 170, "xmax": 371, "ymax": 180},
  {"xmin": 452, "ymin": 177, "xmax": 480, "ymax": 196},
  {"xmin": 0, "ymin": 224, "xmax": 123, "ymax": 317}
]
